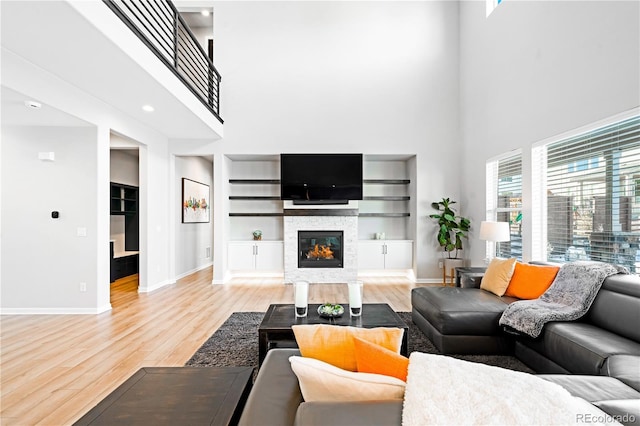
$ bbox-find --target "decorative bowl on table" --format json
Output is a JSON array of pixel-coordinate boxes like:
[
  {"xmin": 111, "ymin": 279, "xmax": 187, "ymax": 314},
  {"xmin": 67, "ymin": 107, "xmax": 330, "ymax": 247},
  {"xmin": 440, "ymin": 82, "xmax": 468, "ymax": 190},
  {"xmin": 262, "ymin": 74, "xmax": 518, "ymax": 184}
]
[{"xmin": 317, "ymin": 303, "xmax": 345, "ymax": 318}]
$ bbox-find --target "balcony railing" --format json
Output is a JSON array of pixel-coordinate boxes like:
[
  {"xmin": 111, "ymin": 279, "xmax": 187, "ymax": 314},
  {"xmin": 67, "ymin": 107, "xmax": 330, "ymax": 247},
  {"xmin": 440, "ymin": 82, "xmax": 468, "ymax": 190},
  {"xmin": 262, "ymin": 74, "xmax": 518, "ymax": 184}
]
[{"xmin": 104, "ymin": 0, "xmax": 223, "ymax": 123}]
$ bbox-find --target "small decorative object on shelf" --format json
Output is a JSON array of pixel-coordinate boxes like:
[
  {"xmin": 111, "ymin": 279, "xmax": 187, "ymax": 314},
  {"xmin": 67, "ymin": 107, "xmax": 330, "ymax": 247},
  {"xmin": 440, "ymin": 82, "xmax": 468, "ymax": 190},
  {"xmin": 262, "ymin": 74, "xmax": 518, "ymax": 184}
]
[
  {"xmin": 317, "ymin": 303, "xmax": 345, "ymax": 318},
  {"xmin": 252, "ymin": 230, "xmax": 263, "ymax": 240}
]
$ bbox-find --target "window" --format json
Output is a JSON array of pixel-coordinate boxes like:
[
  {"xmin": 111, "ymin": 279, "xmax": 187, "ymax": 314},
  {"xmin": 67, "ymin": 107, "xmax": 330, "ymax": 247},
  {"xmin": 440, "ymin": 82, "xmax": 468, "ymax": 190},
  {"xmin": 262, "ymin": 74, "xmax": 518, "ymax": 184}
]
[
  {"xmin": 534, "ymin": 114, "xmax": 640, "ymax": 273},
  {"xmin": 486, "ymin": 151, "xmax": 522, "ymax": 259},
  {"xmin": 486, "ymin": 0, "xmax": 504, "ymax": 17}
]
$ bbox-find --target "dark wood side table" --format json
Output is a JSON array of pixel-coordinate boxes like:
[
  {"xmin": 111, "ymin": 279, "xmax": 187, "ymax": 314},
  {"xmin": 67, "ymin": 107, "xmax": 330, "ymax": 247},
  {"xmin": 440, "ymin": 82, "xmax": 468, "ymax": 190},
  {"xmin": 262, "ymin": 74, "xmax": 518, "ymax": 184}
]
[
  {"xmin": 73, "ymin": 367, "xmax": 253, "ymax": 426},
  {"xmin": 258, "ymin": 303, "xmax": 409, "ymax": 365},
  {"xmin": 454, "ymin": 266, "xmax": 487, "ymax": 287}
]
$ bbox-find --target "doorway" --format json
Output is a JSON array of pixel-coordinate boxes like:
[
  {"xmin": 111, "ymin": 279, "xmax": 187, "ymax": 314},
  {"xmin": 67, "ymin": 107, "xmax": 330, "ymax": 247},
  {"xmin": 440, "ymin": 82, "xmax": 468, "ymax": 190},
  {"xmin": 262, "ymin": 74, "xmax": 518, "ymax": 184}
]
[{"xmin": 110, "ymin": 143, "xmax": 140, "ymax": 299}]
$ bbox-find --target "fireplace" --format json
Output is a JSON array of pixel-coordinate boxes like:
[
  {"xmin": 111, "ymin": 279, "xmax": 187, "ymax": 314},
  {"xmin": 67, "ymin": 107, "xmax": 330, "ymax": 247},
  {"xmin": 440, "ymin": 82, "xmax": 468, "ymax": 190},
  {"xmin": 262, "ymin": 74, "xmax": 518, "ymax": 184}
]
[{"xmin": 298, "ymin": 231, "xmax": 344, "ymax": 268}]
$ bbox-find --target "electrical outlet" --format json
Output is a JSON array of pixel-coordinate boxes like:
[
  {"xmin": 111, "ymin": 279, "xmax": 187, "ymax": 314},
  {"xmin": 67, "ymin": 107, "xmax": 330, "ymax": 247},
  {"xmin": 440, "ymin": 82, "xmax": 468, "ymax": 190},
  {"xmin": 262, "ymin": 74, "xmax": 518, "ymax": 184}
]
[
  {"xmin": 79, "ymin": 282, "xmax": 87, "ymax": 292},
  {"xmin": 438, "ymin": 261, "xmax": 443, "ymax": 269},
  {"xmin": 205, "ymin": 247, "xmax": 211, "ymax": 258}
]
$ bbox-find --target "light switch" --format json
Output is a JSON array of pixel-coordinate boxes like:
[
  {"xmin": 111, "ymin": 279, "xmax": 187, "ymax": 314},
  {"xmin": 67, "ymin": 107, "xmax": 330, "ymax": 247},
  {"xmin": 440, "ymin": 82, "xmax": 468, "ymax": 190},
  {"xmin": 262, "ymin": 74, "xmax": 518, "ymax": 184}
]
[
  {"xmin": 38, "ymin": 152, "xmax": 55, "ymax": 161},
  {"xmin": 77, "ymin": 227, "xmax": 87, "ymax": 237}
]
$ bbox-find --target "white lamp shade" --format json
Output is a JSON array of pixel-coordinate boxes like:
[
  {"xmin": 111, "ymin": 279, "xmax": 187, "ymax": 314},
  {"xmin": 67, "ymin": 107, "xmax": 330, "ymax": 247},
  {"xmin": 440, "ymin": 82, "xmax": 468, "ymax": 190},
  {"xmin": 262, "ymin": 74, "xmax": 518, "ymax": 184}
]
[{"xmin": 479, "ymin": 221, "xmax": 510, "ymax": 242}]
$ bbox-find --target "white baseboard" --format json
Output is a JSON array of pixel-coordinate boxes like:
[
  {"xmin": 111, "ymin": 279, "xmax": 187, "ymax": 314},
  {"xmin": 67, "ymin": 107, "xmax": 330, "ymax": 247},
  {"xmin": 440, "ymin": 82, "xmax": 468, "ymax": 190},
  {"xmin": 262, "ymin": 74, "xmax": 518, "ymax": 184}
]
[
  {"xmin": 357, "ymin": 269, "xmax": 416, "ymax": 281},
  {"xmin": 0, "ymin": 304, "xmax": 112, "ymax": 315},
  {"xmin": 175, "ymin": 262, "xmax": 213, "ymax": 281},
  {"xmin": 212, "ymin": 270, "xmax": 233, "ymax": 285},
  {"xmin": 221, "ymin": 271, "xmax": 285, "ymax": 283},
  {"xmin": 138, "ymin": 279, "xmax": 175, "ymax": 293},
  {"xmin": 415, "ymin": 278, "xmax": 443, "ymax": 284}
]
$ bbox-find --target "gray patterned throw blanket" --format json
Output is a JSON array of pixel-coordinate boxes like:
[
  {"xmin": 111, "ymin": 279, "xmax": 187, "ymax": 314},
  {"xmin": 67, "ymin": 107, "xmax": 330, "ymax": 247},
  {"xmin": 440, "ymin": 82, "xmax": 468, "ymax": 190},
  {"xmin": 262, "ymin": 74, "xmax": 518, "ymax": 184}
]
[{"xmin": 499, "ymin": 261, "xmax": 628, "ymax": 338}]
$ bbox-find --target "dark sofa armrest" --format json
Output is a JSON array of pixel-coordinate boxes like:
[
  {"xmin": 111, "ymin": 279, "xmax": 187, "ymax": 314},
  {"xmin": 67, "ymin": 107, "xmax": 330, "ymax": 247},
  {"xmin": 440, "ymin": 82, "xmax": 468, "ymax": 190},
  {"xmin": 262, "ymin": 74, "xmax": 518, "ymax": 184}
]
[{"xmin": 238, "ymin": 349, "xmax": 302, "ymax": 426}]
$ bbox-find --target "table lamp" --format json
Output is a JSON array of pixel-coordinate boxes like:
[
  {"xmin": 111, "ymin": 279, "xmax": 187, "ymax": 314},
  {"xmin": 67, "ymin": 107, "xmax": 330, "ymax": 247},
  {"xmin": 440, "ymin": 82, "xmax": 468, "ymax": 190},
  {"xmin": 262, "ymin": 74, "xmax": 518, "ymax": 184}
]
[{"xmin": 479, "ymin": 221, "xmax": 510, "ymax": 263}]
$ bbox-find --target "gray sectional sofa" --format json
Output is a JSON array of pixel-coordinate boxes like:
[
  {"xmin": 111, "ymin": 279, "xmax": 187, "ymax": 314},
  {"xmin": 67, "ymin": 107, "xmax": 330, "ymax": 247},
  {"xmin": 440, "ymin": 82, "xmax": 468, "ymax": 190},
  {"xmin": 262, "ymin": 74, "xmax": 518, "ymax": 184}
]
[
  {"xmin": 515, "ymin": 274, "xmax": 640, "ymax": 374},
  {"xmin": 411, "ymin": 271, "xmax": 640, "ymax": 425},
  {"xmin": 238, "ymin": 348, "xmax": 404, "ymax": 426},
  {"xmin": 411, "ymin": 285, "xmax": 518, "ymax": 355},
  {"xmin": 239, "ymin": 269, "xmax": 640, "ymax": 425}
]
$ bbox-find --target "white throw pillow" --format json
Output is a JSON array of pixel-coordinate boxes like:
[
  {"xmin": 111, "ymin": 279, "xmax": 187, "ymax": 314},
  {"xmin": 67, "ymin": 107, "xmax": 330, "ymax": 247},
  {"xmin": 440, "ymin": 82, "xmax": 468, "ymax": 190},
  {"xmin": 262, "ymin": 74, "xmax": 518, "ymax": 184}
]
[{"xmin": 289, "ymin": 356, "xmax": 406, "ymax": 402}]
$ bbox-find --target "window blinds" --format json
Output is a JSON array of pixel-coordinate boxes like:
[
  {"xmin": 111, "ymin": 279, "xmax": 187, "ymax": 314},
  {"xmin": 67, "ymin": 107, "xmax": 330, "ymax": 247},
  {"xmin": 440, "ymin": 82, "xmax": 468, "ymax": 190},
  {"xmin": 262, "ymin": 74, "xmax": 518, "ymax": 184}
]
[
  {"xmin": 545, "ymin": 116, "xmax": 640, "ymax": 271},
  {"xmin": 496, "ymin": 153, "xmax": 522, "ymax": 259}
]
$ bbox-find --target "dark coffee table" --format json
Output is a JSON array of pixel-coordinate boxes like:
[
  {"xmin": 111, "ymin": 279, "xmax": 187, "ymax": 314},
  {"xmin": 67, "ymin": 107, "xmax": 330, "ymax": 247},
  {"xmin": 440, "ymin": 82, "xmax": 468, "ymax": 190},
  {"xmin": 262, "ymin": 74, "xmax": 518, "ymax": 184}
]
[
  {"xmin": 73, "ymin": 367, "xmax": 253, "ymax": 426},
  {"xmin": 258, "ymin": 303, "xmax": 409, "ymax": 365}
]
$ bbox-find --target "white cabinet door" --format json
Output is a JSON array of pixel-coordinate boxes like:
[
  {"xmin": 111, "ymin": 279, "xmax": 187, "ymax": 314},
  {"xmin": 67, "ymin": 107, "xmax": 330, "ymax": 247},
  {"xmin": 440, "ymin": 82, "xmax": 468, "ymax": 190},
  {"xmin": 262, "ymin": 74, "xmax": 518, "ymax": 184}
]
[
  {"xmin": 255, "ymin": 241, "xmax": 284, "ymax": 271},
  {"xmin": 384, "ymin": 241, "xmax": 413, "ymax": 269},
  {"xmin": 358, "ymin": 241, "xmax": 385, "ymax": 269},
  {"xmin": 228, "ymin": 242, "xmax": 256, "ymax": 270},
  {"xmin": 358, "ymin": 240, "xmax": 413, "ymax": 270}
]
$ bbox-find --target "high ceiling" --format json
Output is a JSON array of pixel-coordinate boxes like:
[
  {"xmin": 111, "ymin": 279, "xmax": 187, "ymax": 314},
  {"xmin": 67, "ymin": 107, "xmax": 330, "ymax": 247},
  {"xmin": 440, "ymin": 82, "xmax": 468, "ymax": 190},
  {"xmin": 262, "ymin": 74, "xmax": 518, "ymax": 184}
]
[
  {"xmin": 1, "ymin": 86, "xmax": 91, "ymax": 128},
  {"xmin": 1, "ymin": 1, "xmax": 222, "ymax": 139}
]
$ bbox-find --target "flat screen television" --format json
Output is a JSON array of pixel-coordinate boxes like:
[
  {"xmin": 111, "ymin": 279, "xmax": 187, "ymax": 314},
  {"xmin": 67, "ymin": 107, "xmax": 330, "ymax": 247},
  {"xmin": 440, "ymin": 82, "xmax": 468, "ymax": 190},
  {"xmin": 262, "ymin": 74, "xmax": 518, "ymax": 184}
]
[{"xmin": 280, "ymin": 154, "xmax": 363, "ymax": 204}]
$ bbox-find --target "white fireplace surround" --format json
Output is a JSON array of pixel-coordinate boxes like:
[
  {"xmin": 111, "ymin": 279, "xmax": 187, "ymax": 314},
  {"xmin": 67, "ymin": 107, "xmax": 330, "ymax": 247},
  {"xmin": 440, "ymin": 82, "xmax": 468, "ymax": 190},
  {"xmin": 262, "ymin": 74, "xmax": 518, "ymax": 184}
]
[{"xmin": 283, "ymin": 202, "xmax": 358, "ymax": 284}]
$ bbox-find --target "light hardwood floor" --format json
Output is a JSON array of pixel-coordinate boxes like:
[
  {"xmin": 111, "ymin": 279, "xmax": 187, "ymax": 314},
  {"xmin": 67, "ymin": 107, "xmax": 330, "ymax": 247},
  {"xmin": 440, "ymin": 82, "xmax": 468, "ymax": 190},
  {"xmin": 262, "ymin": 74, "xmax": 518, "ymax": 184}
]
[{"xmin": 0, "ymin": 268, "xmax": 420, "ymax": 425}]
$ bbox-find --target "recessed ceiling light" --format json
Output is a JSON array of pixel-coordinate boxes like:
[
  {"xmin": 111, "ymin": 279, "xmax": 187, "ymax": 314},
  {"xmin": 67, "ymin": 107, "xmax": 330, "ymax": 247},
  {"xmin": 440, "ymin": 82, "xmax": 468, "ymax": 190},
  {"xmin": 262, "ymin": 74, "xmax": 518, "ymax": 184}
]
[
  {"xmin": 25, "ymin": 100, "xmax": 42, "ymax": 109},
  {"xmin": 201, "ymin": 9, "xmax": 210, "ymax": 16},
  {"xmin": 142, "ymin": 105, "xmax": 154, "ymax": 112}
]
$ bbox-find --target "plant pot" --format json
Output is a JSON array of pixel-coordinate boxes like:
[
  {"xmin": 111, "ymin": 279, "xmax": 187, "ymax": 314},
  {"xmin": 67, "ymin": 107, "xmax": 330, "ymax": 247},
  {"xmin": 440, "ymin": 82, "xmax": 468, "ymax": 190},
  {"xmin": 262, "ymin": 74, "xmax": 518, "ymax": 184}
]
[{"xmin": 443, "ymin": 258, "xmax": 465, "ymax": 286}]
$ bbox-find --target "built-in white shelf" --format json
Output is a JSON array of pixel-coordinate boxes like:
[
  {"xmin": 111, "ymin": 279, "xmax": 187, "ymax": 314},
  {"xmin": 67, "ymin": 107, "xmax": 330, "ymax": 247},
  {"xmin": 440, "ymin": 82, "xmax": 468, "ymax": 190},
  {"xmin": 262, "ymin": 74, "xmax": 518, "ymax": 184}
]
[
  {"xmin": 226, "ymin": 154, "xmax": 416, "ymax": 243},
  {"xmin": 358, "ymin": 213, "xmax": 410, "ymax": 217},
  {"xmin": 363, "ymin": 196, "xmax": 410, "ymax": 201}
]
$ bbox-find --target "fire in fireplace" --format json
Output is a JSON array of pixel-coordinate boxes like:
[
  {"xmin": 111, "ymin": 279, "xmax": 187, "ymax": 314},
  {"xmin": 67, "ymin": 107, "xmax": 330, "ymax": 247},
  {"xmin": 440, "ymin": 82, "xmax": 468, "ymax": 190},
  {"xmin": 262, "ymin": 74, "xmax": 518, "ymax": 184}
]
[{"xmin": 298, "ymin": 231, "xmax": 344, "ymax": 268}]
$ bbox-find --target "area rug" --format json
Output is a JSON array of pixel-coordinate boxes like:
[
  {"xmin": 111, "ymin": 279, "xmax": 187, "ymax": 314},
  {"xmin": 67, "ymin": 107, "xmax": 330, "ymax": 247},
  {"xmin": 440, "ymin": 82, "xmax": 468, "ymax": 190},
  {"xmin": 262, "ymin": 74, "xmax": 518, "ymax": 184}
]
[{"xmin": 185, "ymin": 312, "xmax": 533, "ymax": 373}]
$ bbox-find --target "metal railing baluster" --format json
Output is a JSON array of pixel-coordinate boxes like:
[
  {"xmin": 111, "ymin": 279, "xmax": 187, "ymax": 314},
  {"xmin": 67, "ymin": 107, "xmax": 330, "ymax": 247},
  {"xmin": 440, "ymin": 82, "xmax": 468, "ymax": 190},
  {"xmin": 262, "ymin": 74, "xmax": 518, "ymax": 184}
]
[{"xmin": 103, "ymin": 0, "xmax": 223, "ymax": 122}]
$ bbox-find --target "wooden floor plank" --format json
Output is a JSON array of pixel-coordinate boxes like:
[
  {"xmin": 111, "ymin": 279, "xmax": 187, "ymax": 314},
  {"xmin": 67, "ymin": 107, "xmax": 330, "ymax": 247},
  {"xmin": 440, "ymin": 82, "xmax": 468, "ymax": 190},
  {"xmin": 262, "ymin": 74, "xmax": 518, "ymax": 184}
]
[{"xmin": 0, "ymin": 268, "xmax": 418, "ymax": 425}]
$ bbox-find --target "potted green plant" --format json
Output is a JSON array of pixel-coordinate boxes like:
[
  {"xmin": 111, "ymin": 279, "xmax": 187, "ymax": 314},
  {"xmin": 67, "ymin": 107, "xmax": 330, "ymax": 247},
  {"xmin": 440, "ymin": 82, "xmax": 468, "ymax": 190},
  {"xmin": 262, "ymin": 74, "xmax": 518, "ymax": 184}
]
[{"xmin": 429, "ymin": 197, "xmax": 471, "ymax": 261}]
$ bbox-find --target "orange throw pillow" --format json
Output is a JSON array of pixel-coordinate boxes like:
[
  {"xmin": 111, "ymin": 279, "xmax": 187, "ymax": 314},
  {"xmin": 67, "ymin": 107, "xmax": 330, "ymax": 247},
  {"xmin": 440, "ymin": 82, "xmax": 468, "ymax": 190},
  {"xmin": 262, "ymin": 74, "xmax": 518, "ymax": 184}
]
[
  {"xmin": 353, "ymin": 337, "xmax": 409, "ymax": 381},
  {"xmin": 504, "ymin": 262, "xmax": 560, "ymax": 299},
  {"xmin": 292, "ymin": 324, "xmax": 404, "ymax": 371}
]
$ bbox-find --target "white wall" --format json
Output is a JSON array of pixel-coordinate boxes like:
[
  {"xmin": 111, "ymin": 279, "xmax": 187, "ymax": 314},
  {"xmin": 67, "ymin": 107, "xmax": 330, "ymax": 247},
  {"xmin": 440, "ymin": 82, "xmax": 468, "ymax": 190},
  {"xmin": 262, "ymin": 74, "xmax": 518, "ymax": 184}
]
[
  {"xmin": 138, "ymin": 141, "xmax": 173, "ymax": 292},
  {"xmin": 211, "ymin": 1, "xmax": 461, "ymax": 281},
  {"xmin": 175, "ymin": 156, "xmax": 213, "ymax": 278},
  {"xmin": 459, "ymin": 0, "xmax": 640, "ymax": 265},
  {"xmin": 189, "ymin": 26, "xmax": 212, "ymax": 54},
  {"xmin": 1, "ymin": 126, "xmax": 104, "ymax": 312},
  {"xmin": 2, "ymin": 47, "xmax": 176, "ymax": 306},
  {"xmin": 5, "ymin": 0, "xmax": 633, "ymax": 298},
  {"xmin": 110, "ymin": 149, "xmax": 139, "ymax": 187}
]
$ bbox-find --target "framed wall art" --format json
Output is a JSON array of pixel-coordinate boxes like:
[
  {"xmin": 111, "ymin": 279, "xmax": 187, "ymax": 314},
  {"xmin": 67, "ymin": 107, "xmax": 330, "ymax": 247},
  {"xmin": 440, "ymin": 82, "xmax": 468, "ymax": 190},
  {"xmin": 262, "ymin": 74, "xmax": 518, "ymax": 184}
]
[{"xmin": 182, "ymin": 178, "xmax": 210, "ymax": 223}]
